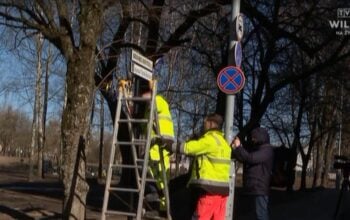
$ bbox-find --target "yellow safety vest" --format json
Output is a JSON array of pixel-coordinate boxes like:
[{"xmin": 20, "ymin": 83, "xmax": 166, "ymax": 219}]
[
  {"xmin": 149, "ymin": 95, "xmax": 174, "ymax": 164},
  {"xmin": 152, "ymin": 95, "xmax": 175, "ymax": 141},
  {"xmin": 148, "ymin": 95, "xmax": 175, "ymax": 210},
  {"xmin": 180, "ymin": 129, "xmax": 231, "ymax": 195}
]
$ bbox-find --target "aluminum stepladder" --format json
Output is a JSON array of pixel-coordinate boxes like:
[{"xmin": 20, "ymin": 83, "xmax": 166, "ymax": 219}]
[{"xmin": 101, "ymin": 79, "xmax": 171, "ymax": 220}]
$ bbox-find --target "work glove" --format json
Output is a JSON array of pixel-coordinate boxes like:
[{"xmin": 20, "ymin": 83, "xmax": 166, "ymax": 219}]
[
  {"xmin": 164, "ymin": 141, "xmax": 182, "ymax": 153},
  {"xmin": 150, "ymin": 136, "xmax": 162, "ymax": 146},
  {"xmin": 151, "ymin": 136, "xmax": 176, "ymax": 151}
]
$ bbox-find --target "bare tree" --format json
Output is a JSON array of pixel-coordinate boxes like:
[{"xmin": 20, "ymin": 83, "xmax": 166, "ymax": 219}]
[
  {"xmin": 0, "ymin": 106, "xmax": 32, "ymax": 156},
  {"xmin": 0, "ymin": 106, "xmax": 20, "ymax": 155},
  {"xmin": 29, "ymin": 33, "xmax": 44, "ymax": 181},
  {"xmin": 36, "ymin": 33, "xmax": 44, "ymax": 178},
  {"xmin": 98, "ymin": 92, "xmax": 104, "ymax": 179},
  {"xmin": 93, "ymin": 1, "xmax": 224, "ymax": 198},
  {"xmin": 41, "ymin": 44, "xmax": 52, "ymax": 178},
  {"xmin": 0, "ymin": 1, "xmax": 106, "ymax": 218}
]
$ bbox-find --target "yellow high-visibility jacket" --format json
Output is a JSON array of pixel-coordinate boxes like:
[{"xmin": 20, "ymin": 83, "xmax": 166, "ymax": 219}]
[
  {"xmin": 149, "ymin": 94, "xmax": 174, "ymax": 169},
  {"xmin": 152, "ymin": 95, "xmax": 175, "ymax": 141},
  {"xmin": 179, "ymin": 129, "xmax": 231, "ymax": 195},
  {"xmin": 148, "ymin": 95, "xmax": 174, "ymax": 202}
]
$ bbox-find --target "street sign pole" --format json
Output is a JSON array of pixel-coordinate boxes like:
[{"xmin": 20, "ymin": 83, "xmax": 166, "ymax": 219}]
[
  {"xmin": 225, "ymin": 0, "xmax": 241, "ymax": 219},
  {"xmin": 225, "ymin": 0, "xmax": 240, "ymax": 142}
]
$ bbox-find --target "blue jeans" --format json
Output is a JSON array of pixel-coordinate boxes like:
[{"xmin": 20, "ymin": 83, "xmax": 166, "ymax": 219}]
[{"xmin": 255, "ymin": 195, "xmax": 269, "ymax": 220}]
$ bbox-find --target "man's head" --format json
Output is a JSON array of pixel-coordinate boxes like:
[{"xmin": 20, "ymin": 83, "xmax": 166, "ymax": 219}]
[
  {"xmin": 140, "ymin": 80, "xmax": 155, "ymax": 96},
  {"xmin": 204, "ymin": 113, "xmax": 223, "ymax": 131},
  {"xmin": 141, "ymin": 90, "xmax": 152, "ymax": 99},
  {"xmin": 250, "ymin": 127, "xmax": 270, "ymax": 146}
]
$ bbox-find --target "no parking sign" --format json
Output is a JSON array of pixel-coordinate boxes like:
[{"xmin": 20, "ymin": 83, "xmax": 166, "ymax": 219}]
[{"xmin": 217, "ymin": 66, "xmax": 245, "ymax": 94}]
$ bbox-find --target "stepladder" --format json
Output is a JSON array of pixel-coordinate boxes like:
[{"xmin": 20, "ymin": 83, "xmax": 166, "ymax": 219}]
[{"xmin": 101, "ymin": 79, "xmax": 172, "ymax": 220}]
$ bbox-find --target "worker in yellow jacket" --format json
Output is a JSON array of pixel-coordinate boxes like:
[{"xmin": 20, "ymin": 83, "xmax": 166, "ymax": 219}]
[
  {"xmin": 142, "ymin": 87, "xmax": 175, "ymax": 213},
  {"xmin": 167, "ymin": 113, "xmax": 231, "ymax": 219}
]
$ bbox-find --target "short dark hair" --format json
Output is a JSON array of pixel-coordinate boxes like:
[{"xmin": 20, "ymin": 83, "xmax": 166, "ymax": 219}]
[{"xmin": 205, "ymin": 113, "xmax": 223, "ymax": 130}]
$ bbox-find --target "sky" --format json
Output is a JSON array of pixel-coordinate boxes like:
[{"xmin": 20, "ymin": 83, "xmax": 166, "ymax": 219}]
[
  {"xmin": 0, "ymin": 50, "xmax": 33, "ymax": 113},
  {"xmin": 0, "ymin": 46, "xmax": 65, "ymax": 121}
]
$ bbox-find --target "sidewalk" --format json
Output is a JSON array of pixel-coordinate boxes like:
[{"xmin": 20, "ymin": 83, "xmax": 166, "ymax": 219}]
[{"xmin": 235, "ymin": 188, "xmax": 350, "ymax": 220}]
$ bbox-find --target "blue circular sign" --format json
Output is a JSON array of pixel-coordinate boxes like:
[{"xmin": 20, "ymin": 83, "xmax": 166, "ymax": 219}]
[
  {"xmin": 217, "ymin": 66, "xmax": 245, "ymax": 94},
  {"xmin": 234, "ymin": 42, "xmax": 242, "ymax": 67}
]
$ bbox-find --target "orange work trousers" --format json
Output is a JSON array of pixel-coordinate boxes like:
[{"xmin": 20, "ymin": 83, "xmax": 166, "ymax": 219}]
[{"xmin": 193, "ymin": 193, "xmax": 228, "ymax": 220}]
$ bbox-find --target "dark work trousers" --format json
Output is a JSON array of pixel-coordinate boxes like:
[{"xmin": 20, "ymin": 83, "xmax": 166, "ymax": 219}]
[{"xmin": 255, "ymin": 195, "xmax": 269, "ymax": 220}]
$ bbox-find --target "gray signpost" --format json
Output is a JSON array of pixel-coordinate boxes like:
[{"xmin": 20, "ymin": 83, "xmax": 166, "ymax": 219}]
[{"xmin": 224, "ymin": 0, "xmax": 242, "ymax": 219}]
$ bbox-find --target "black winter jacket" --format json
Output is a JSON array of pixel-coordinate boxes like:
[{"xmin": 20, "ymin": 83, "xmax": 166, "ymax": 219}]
[{"xmin": 232, "ymin": 127, "xmax": 274, "ymax": 196}]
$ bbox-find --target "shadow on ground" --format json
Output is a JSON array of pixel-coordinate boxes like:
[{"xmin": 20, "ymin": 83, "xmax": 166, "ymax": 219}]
[
  {"xmin": 0, "ymin": 205, "xmax": 62, "ymax": 220},
  {"xmin": 0, "ymin": 167, "xmax": 349, "ymax": 220}
]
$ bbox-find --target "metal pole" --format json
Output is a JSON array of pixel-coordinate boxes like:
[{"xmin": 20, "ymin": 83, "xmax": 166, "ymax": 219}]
[
  {"xmin": 225, "ymin": 0, "xmax": 240, "ymax": 143},
  {"xmin": 225, "ymin": 0, "xmax": 240, "ymax": 219}
]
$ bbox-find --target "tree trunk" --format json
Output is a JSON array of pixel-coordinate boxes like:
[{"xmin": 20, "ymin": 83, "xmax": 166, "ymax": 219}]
[
  {"xmin": 41, "ymin": 45, "xmax": 51, "ymax": 178},
  {"xmin": 61, "ymin": 58, "xmax": 94, "ymax": 219},
  {"xmin": 36, "ymin": 33, "xmax": 44, "ymax": 179},
  {"xmin": 300, "ymin": 154, "xmax": 309, "ymax": 190},
  {"xmin": 312, "ymin": 144, "xmax": 321, "ymax": 188},
  {"xmin": 320, "ymin": 131, "xmax": 337, "ymax": 187},
  {"xmin": 300, "ymin": 116, "xmax": 317, "ymax": 190},
  {"xmin": 313, "ymin": 135, "xmax": 323, "ymax": 187},
  {"xmin": 288, "ymin": 82, "xmax": 305, "ymax": 191},
  {"xmin": 286, "ymin": 147, "xmax": 297, "ymax": 191},
  {"xmin": 105, "ymin": 100, "xmax": 135, "ymax": 208},
  {"xmin": 98, "ymin": 92, "xmax": 104, "ymax": 179},
  {"xmin": 60, "ymin": 2, "xmax": 102, "ymax": 218},
  {"xmin": 59, "ymin": 81, "xmax": 68, "ymax": 180},
  {"xmin": 29, "ymin": 99, "xmax": 37, "ymax": 181},
  {"xmin": 29, "ymin": 33, "xmax": 44, "ymax": 181}
]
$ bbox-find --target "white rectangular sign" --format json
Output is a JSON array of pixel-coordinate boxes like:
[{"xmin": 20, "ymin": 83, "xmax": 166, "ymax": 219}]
[
  {"xmin": 131, "ymin": 50, "xmax": 153, "ymax": 71},
  {"xmin": 131, "ymin": 62, "xmax": 153, "ymax": 81}
]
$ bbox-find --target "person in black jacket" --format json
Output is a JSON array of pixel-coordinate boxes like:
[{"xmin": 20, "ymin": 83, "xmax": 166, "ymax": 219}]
[{"xmin": 231, "ymin": 127, "xmax": 274, "ymax": 220}]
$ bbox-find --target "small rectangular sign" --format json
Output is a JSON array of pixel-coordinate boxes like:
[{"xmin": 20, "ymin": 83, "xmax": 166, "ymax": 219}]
[
  {"xmin": 131, "ymin": 50, "xmax": 153, "ymax": 71},
  {"xmin": 131, "ymin": 62, "xmax": 153, "ymax": 81}
]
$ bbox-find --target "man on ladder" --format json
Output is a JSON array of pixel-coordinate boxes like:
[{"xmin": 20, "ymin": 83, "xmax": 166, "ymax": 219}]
[
  {"xmin": 100, "ymin": 78, "xmax": 174, "ymax": 219},
  {"xmin": 141, "ymin": 81, "xmax": 175, "ymax": 217}
]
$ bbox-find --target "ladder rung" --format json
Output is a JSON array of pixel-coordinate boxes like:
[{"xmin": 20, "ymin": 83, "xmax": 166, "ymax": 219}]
[
  {"xmin": 112, "ymin": 164, "xmax": 141, "ymax": 169},
  {"xmin": 118, "ymin": 118, "xmax": 149, "ymax": 123},
  {"xmin": 105, "ymin": 210, "xmax": 136, "ymax": 217},
  {"xmin": 122, "ymin": 97, "xmax": 151, "ymax": 101},
  {"xmin": 143, "ymin": 213, "xmax": 166, "ymax": 220},
  {"xmin": 144, "ymin": 178, "xmax": 157, "ymax": 183},
  {"xmin": 117, "ymin": 140, "xmax": 147, "ymax": 145},
  {"xmin": 109, "ymin": 187, "xmax": 139, "ymax": 193},
  {"xmin": 136, "ymin": 159, "xmax": 144, "ymax": 163}
]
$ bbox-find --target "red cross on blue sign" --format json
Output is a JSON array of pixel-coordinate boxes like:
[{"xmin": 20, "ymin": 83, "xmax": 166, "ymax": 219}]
[{"xmin": 217, "ymin": 66, "xmax": 245, "ymax": 94}]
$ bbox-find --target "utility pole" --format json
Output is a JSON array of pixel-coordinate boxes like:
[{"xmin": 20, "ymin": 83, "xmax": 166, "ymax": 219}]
[{"xmin": 225, "ymin": 0, "xmax": 242, "ymax": 219}]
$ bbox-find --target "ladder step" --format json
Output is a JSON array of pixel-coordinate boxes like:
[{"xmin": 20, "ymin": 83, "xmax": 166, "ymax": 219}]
[
  {"xmin": 144, "ymin": 178, "xmax": 157, "ymax": 183},
  {"xmin": 112, "ymin": 164, "xmax": 142, "ymax": 169},
  {"xmin": 136, "ymin": 159, "xmax": 144, "ymax": 163},
  {"xmin": 118, "ymin": 118, "xmax": 149, "ymax": 123},
  {"xmin": 117, "ymin": 140, "xmax": 147, "ymax": 145},
  {"xmin": 109, "ymin": 187, "xmax": 140, "ymax": 193},
  {"xmin": 105, "ymin": 210, "xmax": 136, "ymax": 217},
  {"xmin": 122, "ymin": 97, "xmax": 151, "ymax": 102},
  {"xmin": 143, "ymin": 213, "xmax": 167, "ymax": 220}
]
